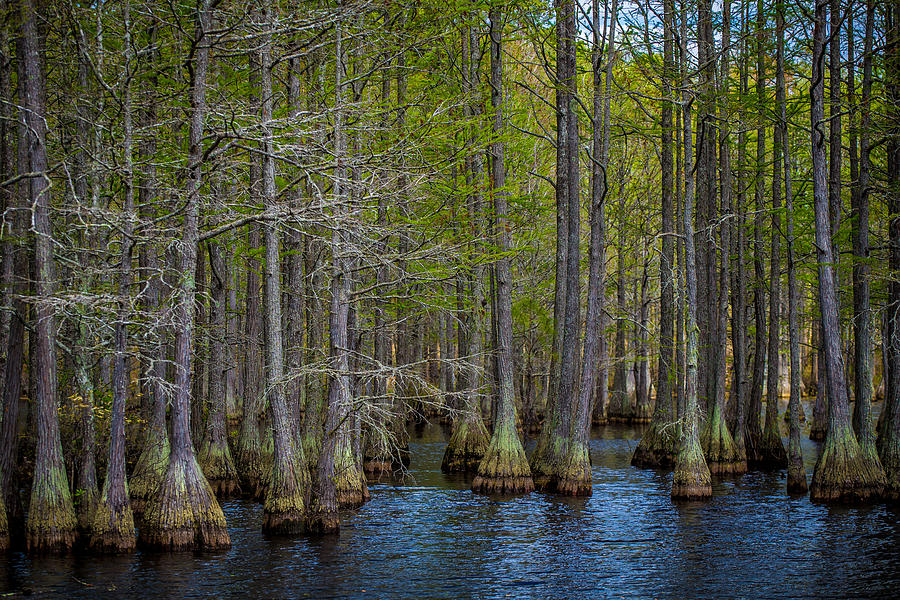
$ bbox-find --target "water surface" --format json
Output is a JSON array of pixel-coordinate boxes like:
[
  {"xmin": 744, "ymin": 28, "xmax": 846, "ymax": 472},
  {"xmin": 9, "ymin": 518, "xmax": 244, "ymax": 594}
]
[{"xmin": 3, "ymin": 422, "xmax": 899, "ymax": 599}]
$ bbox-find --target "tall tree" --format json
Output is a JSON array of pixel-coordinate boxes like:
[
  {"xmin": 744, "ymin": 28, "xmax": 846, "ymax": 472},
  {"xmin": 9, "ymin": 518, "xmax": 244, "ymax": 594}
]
[
  {"xmin": 808, "ymin": 0, "xmax": 883, "ymax": 503},
  {"xmin": 260, "ymin": 7, "xmax": 310, "ymax": 534},
  {"xmin": 672, "ymin": 0, "xmax": 712, "ymax": 500},
  {"xmin": 140, "ymin": 0, "xmax": 230, "ymax": 550},
  {"xmin": 633, "ymin": 0, "xmax": 678, "ymax": 468},
  {"xmin": 22, "ymin": 0, "xmax": 78, "ymax": 553},
  {"xmin": 89, "ymin": 0, "xmax": 137, "ymax": 553},
  {"xmin": 700, "ymin": 0, "xmax": 745, "ymax": 474},
  {"xmin": 779, "ymin": 0, "xmax": 807, "ymax": 493},
  {"xmin": 472, "ymin": 3, "xmax": 534, "ymax": 496}
]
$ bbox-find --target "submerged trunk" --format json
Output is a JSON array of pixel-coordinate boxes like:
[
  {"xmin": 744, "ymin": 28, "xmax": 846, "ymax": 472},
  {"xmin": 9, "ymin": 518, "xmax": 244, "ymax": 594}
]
[
  {"xmin": 198, "ymin": 240, "xmax": 241, "ymax": 498},
  {"xmin": 780, "ymin": 0, "xmax": 807, "ymax": 493},
  {"xmin": 672, "ymin": 0, "xmax": 712, "ymax": 500},
  {"xmin": 808, "ymin": 0, "xmax": 883, "ymax": 503},
  {"xmin": 472, "ymin": 5, "xmax": 534, "ymax": 496},
  {"xmin": 139, "ymin": 0, "xmax": 230, "ymax": 550},
  {"xmin": 22, "ymin": 0, "xmax": 78, "ymax": 553}
]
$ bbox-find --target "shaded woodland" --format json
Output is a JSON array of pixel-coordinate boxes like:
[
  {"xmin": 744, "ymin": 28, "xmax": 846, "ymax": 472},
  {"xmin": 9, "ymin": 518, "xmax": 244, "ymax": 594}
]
[{"xmin": 0, "ymin": 0, "xmax": 898, "ymax": 555}]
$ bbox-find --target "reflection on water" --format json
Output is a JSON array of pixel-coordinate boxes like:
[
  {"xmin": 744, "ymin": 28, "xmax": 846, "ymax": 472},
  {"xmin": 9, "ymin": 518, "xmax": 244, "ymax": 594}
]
[{"xmin": 3, "ymin": 422, "xmax": 900, "ymax": 599}]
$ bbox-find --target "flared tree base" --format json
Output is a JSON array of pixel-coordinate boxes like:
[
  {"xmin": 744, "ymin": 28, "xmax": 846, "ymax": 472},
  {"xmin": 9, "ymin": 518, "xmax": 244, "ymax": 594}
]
[
  {"xmin": 76, "ymin": 488, "xmax": 99, "ymax": 535},
  {"xmin": 632, "ymin": 421, "xmax": 678, "ymax": 468},
  {"xmin": 26, "ymin": 476, "xmax": 78, "ymax": 554},
  {"xmin": 208, "ymin": 479, "xmax": 241, "ymax": 498},
  {"xmin": 787, "ymin": 464, "xmax": 808, "ymax": 494},
  {"xmin": 89, "ymin": 503, "xmax": 136, "ymax": 553},
  {"xmin": 140, "ymin": 455, "xmax": 231, "ymax": 551},
  {"xmin": 336, "ymin": 474, "xmax": 370, "ymax": 509},
  {"xmin": 263, "ymin": 448, "xmax": 309, "ymax": 536},
  {"xmin": 752, "ymin": 426, "xmax": 788, "ymax": 470},
  {"xmin": 262, "ymin": 509, "xmax": 305, "ymax": 535},
  {"xmin": 553, "ymin": 444, "xmax": 592, "ymax": 496},
  {"xmin": 592, "ymin": 402, "xmax": 608, "ymax": 426},
  {"xmin": 129, "ymin": 432, "xmax": 170, "ymax": 517},
  {"xmin": 881, "ymin": 437, "xmax": 900, "ymax": 501},
  {"xmin": 363, "ymin": 458, "xmax": 395, "ymax": 477},
  {"xmin": 701, "ymin": 409, "xmax": 747, "ymax": 475},
  {"xmin": 809, "ymin": 426, "xmax": 827, "ymax": 442},
  {"xmin": 810, "ymin": 426, "xmax": 884, "ymax": 504},
  {"xmin": 441, "ymin": 416, "xmax": 490, "ymax": 474},
  {"xmin": 0, "ymin": 498, "xmax": 9, "ymax": 552},
  {"xmin": 631, "ymin": 402, "xmax": 653, "ymax": 425},
  {"xmin": 199, "ymin": 440, "xmax": 242, "ymax": 499},
  {"xmin": 671, "ymin": 435, "xmax": 712, "ymax": 501},
  {"xmin": 473, "ymin": 424, "xmax": 534, "ymax": 495},
  {"xmin": 306, "ymin": 509, "xmax": 339, "ymax": 535}
]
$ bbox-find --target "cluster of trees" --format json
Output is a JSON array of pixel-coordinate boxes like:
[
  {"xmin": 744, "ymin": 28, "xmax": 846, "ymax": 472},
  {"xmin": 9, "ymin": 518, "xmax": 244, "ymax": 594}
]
[{"xmin": 0, "ymin": 0, "xmax": 897, "ymax": 555}]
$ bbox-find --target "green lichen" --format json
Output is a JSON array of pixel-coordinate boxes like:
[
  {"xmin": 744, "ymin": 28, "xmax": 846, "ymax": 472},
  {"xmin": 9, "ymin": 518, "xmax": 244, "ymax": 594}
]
[
  {"xmin": 473, "ymin": 422, "xmax": 534, "ymax": 495},
  {"xmin": 632, "ymin": 420, "xmax": 678, "ymax": 469},
  {"xmin": 88, "ymin": 494, "xmax": 136, "ymax": 553},
  {"xmin": 334, "ymin": 436, "xmax": 369, "ymax": 508},
  {"xmin": 75, "ymin": 484, "xmax": 100, "ymax": 534},
  {"xmin": 555, "ymin": 441, "xmax": 592, "ymax": 496},
  {"xmin": 811, "ymin": 423, "xmax": 884, "ymax": 504},
  {"xmin": 26, "ymin": 462, "xmax": 77, "ymax": 553},
  {"xmin": 139, "ymin": 454, "xmax": 231, "ymax": 551},
  {"xmin": 198, "ymin": 436, "xmax": 241, "ymax": 498},
  {"xmin": 0, "ymin": 493, "xmax": 9, "ymax": 552},
  {"xmin": 671, "ymin": 430, "xmax": 712, "ymax": 501},
  {"xmin": 263, "ymin": 444, "xmax": 309, "ymax": 535},
  {"xmin": 129, "ymin": 430, "xmax": 170, "ymax": 514},
  {"xmin": 441, "ymin": 410, "xmax": 490, "ymax": 473},
  {"xmin": 700, "ymin": 404, "xmax": 747, "ymax": 474}
]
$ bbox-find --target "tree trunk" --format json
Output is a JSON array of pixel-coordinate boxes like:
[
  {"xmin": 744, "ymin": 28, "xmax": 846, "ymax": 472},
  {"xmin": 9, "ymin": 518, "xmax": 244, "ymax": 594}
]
[
  {"xmin": 140, "ymin": 0, "xmax": 230, "ymax": 550},
  {"xmin": 308, "ymin": 14, "xmax": 369, "ymax": 535},
  {"xmin": 633, "ymin": 0, "xmax": 677, "ymax": 468},
  {"xmin": 878, "ymin": 0, "xmax": 900, "ymax": 498},
  {"xmin": 90, "ymin": 0, "xmax": 137, "ymax": 552},
  {"xmin": 259, "ymin": 13, "xmax": 310, "ymax": 533},
  {"xmin": 701, "ymin": 0, "xmax": 745, "ymax": 474},
  {"xmin": 21, "ymin": 0, "xmax": 78, "ymax": 553},
  {"xmin": 808, "ymin": 0, "xmax": 883, "ymax": 503},
  {"xmin": 780, "ymin": 0, "xmax": 808, "ymax": 493},
  {"xmin": 442, "ymin": 25, "xmax": 490, "ymax": 474},
  {"xmin": 198, "ymin": 240, "xmax": 241, "ymax": 498},
  {"xmin": 672, "ymin": 0, "xmax": 712, "ymax": 500},
  {"xmin": 472, "ymin": 4, "xmax": 534, "ymax": 496}
]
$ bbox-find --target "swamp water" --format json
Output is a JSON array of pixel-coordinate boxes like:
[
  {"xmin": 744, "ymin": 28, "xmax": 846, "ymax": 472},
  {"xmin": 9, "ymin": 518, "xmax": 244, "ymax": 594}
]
[{"xmin": 2, "ymin": 422, "xmax": 900, "ymax": 598}]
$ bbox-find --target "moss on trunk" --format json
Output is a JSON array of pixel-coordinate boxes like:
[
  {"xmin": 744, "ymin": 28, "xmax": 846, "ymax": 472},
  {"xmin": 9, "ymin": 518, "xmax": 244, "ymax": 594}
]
[
  {"xmin": 262, "ymin": 446, "xmax": 309, "ymax": 535},
  {"xmin": 139, "ymin": 453, "xmax": 230, "ymax": 551},
  {"xmin": 810, "ymin": 423, "xmax": 884, "ymax": 503},
  {"xmin": 0, "ymin": 494, "xmax": 8, "ymax": 552},
  {"xmin": 529, "ymin": 427, "xmax": 567, "ymax": 491},
  {"xmin": 472, "ymin": 422, "xmax": 534, "ymax": 495},
  {"xmin": 235, "ymin": 405, "xmax": 267, "ymax": 498},
  {"xmin": 671, "ymin": 431, "xmax": 712, "ymax": 500},
  {"xmin": 198, "ymin": 437, "xmax": 241, "ymax": 498},
  {"xmin": 334, "ymin": 436, "xmax": 369, "ymax": 508},
  {"xmin": 88, "ymin": 497, "xmax": 135, "ymax": 553},
  {"xmin": 555, "ymin": 441, "xmax": 591, "ymax": 496},
  {"xmin": 755, "ymin": 401, "xmax": 788, "ymax": 469},
  {"xmin": 700, "ymin": 405, "xmax": 747, "ymax": 474},
  {"xmin": 26, "ymin": 463, "xmax": 77, "ymax": 553},
  {"xmin": 76, "ymin": 482, "xmax": 100, "ymax": 535},
  {"xmin": 441, "ymin": 410, "xmax": 490, "ymax": 473},
  {"xmin": 129, "ymin": 430, "xmax": 170, "ymax": 515}
]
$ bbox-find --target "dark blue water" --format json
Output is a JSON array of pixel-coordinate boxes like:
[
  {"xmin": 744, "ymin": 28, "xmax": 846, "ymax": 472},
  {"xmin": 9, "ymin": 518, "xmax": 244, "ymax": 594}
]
[{"xmin": 3, "ymin": 422, "xmax": 899, "ymax": 599}]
